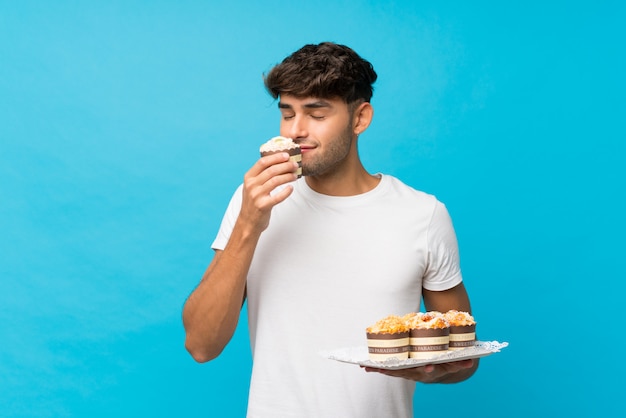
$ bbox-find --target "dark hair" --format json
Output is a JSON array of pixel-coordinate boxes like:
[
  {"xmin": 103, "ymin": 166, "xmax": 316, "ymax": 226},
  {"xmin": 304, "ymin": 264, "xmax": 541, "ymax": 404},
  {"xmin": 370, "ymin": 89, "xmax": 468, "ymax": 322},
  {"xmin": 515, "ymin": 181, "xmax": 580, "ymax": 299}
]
[{"xmin": 263, "ymin": 42, "xmax": 378, "ymax": 104}]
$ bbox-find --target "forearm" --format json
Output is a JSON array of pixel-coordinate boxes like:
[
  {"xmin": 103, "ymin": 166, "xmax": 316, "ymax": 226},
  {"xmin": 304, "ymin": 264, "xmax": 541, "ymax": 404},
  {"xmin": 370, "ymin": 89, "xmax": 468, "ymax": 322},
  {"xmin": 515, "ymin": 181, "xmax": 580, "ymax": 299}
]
[
  {"xmin": 182, "ymin": 223, "xmax": 261, "ymax": 362},
  {"xmin": 183, "ymin": 152, "xmax": 298, "ymax": 362}
]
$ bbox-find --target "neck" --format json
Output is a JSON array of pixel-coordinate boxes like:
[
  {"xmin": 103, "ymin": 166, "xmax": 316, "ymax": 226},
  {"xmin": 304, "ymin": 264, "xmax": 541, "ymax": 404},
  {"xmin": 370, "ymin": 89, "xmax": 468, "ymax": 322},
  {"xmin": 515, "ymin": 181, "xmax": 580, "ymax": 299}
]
[{"xmin": 304, "ymin": 159, "xmax": 380, "ymax": 196}]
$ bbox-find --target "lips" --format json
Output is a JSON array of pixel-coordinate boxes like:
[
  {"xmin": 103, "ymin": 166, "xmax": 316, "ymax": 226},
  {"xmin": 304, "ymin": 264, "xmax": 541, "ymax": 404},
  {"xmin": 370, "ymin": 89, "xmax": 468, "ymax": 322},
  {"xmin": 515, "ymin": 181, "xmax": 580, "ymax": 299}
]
[{"xmin": 298, "ymin": 144, "xmax": 315, "ymax": 153}]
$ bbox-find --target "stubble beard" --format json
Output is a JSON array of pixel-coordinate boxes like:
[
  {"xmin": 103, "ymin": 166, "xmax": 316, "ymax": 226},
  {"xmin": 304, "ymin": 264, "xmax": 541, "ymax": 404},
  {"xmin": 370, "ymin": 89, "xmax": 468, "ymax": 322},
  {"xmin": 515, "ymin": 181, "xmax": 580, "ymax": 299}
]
[{"xmin": 301, "ymin": 123, "xmax": 355, "ymax": 177}]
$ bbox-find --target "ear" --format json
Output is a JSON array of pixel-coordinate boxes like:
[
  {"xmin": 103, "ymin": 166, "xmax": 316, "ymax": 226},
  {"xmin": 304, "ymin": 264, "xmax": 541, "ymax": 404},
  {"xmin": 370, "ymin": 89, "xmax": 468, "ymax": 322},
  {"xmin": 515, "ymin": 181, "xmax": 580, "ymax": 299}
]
[{"xmin": 353, "ymin": 102, "xmax": 374, "ymax": 136}]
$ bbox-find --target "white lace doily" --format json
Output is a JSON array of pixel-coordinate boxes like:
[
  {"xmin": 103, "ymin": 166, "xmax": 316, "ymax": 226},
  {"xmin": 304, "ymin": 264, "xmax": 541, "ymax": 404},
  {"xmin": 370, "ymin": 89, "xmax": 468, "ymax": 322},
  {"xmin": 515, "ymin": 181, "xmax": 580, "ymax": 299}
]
[{"xmin": 321, "ymin": 340, "xmax": 508, "ymax": 370}]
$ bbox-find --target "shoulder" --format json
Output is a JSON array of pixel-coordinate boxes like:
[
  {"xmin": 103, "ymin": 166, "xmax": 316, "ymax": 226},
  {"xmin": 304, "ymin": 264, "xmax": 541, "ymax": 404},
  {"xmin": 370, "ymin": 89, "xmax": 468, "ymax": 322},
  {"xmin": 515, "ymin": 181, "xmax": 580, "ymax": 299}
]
[{"xmin": 382, "ymin": 175, "xmax": 440, "ymax": 206}]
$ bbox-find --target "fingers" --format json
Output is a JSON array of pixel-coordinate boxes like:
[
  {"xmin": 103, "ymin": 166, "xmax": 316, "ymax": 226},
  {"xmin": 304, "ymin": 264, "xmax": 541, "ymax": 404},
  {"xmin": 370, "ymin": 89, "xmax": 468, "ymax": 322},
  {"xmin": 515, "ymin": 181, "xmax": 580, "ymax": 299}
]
[
  {"xmin": 238, "ymin": 152, "xmax": 300, "ymax": 230},
  {"xmin": 244, "ymin": 153, "xmax": 297, "ymax": 193},
  {"xmin": 246, "ymin": 153, "xmax": 299, "ymax": 195},
  {"xmin": 249, "ymin": 152, "xmax": 299, "ymax": 181},
  {"xmin": 270, "ymin": 181, "xmax": 296, "ymax": 203},
  {"xmin": 362, "ymin": 359, "xmax": 475, "ymax": 382},
  {"xmin": 422, "ymin": 359, "xmax": 471, "ymax": 375}
]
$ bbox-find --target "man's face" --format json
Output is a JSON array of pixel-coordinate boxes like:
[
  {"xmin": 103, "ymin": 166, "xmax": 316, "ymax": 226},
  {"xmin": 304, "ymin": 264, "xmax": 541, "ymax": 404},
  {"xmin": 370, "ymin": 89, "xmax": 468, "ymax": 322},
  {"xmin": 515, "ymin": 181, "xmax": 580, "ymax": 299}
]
[{"xmin": 278, "ymin": 95, "xmax": 355, "ymax": 177}]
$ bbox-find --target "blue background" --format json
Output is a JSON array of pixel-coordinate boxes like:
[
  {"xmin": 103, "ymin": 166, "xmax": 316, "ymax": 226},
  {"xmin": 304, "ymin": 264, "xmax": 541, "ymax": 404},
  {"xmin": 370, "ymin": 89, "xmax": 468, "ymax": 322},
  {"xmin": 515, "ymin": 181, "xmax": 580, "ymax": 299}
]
[{"xmin": 1, "ymin": 1, "xmax": 624, "ymax": 417}]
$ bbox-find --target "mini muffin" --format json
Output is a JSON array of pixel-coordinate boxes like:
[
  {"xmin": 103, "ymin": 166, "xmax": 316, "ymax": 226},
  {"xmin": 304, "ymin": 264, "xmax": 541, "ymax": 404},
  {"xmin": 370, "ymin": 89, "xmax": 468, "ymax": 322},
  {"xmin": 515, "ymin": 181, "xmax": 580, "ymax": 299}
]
[
  {"xmin": 365, "ymin": 315, "xmax": 410, "ymax": 361},
  {"xmin": 443, "ymin": 310, "xmax": 476, "ymax": 350},
  {"xmin": 259, "ymin": 136, "xmax": 302, "ymax": 178},
  {"xmin": 404, "ymin": 312, "xmax": 450, "ymax": 359}
]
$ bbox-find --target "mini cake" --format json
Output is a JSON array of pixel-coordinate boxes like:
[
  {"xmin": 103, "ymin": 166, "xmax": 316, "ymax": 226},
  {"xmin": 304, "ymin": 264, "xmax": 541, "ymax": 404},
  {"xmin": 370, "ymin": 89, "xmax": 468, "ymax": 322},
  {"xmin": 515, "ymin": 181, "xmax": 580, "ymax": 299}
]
[
  {"xmin": 444, "ymin": 310, "xmax": 476, "ymax": 350},
  {"xmin": 365, "ymin": 315, "xmax": 409, "ymax": 361},
  {"xmin": 259, "ymin": 136, "xmax": 302, "ymax": 178},
  {"xmin": 404, "ymin": 312, "xmax": 450, "ymax": 359}
]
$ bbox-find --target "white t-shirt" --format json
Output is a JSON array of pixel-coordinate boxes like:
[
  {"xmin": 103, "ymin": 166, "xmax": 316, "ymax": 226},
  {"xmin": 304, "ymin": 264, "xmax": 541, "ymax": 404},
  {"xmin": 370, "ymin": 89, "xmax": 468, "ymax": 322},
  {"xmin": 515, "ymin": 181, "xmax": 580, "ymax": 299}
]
[{"xmin": 212, "ymin": 174, "xmax": 463, "ymax": 418}]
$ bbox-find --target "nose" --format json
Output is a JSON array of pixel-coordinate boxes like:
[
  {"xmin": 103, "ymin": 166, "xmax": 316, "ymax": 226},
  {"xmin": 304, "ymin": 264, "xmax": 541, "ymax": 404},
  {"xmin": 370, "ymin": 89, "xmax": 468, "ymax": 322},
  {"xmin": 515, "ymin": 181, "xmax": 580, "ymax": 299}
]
[{"xmin": 283, "ymin": 115, "xmax": 308, "ymax": 140}]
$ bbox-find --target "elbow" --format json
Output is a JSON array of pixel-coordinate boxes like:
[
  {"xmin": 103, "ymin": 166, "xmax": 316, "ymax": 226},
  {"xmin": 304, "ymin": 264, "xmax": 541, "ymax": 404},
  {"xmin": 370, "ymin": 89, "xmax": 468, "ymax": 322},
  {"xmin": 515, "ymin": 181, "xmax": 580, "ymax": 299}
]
[
  {"xmin": 185, "ymin": 337, "xmax": 223, "ymax": 364},
  {"xmin": 182, "ymin": 314, "xmax": 222, "ymax": 363}
]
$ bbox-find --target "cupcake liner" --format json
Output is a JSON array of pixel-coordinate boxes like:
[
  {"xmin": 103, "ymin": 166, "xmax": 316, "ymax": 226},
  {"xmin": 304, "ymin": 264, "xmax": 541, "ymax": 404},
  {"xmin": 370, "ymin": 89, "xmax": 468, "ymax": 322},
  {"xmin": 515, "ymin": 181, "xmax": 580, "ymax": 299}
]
[
  {"xmin": 260, "ymin": 148, "xmax": 302, "ymax": 178},
  {"xmin": 366, "ymin": 331, "xmax": 409, "ymax": 361},
  {"xmin": 409, "ymin": 327, "xmax": 450, "ymax": 359},
  {"xmin": 448, "ymin": 324, "xmax": 476, "ymax": 350}
]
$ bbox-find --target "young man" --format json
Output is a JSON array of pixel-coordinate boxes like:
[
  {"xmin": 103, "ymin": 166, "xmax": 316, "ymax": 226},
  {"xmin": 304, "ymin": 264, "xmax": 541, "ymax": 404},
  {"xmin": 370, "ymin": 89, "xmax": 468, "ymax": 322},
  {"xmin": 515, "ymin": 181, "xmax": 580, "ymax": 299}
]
[{"xmin": 183, "ymin": 42, "xmax": 477, "ymax": 417}]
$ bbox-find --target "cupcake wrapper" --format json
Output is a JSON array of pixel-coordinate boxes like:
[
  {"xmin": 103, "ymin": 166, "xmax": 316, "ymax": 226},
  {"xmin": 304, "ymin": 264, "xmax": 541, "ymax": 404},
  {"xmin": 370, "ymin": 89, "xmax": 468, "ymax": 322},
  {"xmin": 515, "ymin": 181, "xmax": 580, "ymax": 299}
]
[
  {"xmin": 409, "ymin": 328, "xmax": 449, "ymax": 358},
  {"xmin": 448, "ymin": 325, "xmax": 476, "ymax": 350},
  {"xmin": 409, "ymin": 328, "xmax": 450, "ymax": 338},
  {"xmin": 366, "ymin": 332, "xmax": 409, "ymax": 361},
  {"xmin": 261, "ymin": 148, "xmax": 302, "ymax": 177}
]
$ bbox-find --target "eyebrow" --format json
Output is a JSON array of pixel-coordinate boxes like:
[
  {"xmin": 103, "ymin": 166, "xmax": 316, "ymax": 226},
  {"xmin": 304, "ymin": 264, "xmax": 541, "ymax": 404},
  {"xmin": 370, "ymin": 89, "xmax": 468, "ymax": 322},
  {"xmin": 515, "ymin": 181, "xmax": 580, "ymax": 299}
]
[{"xmin": 278, "ymin": 100, "xmax": 332, "ymax": 110}]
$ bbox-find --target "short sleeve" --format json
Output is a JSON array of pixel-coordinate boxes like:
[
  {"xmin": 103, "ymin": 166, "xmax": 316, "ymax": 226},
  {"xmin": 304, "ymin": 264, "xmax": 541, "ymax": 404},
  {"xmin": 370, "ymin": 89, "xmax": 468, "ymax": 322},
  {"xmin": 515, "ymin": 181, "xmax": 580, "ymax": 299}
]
[
  {"xmin": 422, "ymin": 201, "xmax": 463, "ymax": 291},
  {"xmin": 211, "ymin": 184, "xmax": 244, "ymax": 251}
]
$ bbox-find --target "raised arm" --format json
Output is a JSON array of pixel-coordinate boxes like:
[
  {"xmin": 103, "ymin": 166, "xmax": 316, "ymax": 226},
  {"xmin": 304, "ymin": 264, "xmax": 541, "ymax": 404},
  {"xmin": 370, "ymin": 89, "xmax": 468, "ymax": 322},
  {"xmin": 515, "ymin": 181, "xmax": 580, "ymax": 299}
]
[{"xmin": 182, "ymin": 152, "xmax": 299, "ymax": 363}]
